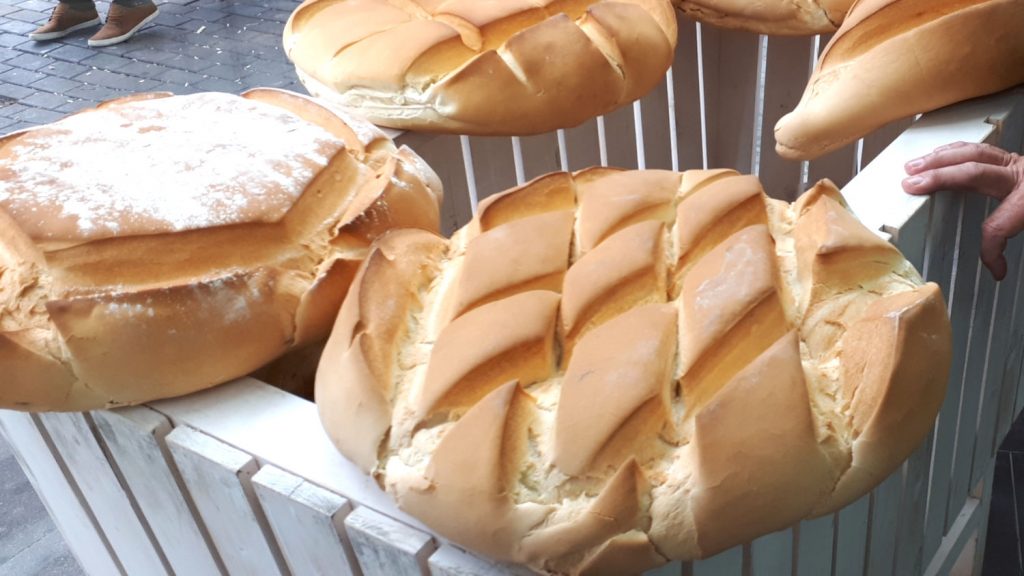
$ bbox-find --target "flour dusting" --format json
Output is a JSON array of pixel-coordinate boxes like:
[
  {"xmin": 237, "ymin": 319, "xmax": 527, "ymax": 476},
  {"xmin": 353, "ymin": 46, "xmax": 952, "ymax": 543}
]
[{"xmin": 0, "ymin": 93, "xmax": 346, "ymax": 241}]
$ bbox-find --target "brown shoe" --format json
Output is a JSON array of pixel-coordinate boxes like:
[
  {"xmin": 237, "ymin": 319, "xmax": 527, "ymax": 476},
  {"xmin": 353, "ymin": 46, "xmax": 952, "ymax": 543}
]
[
  {"xmin": 28, "ymin": 4, "xmax": 101, "ymax": 41},
  {"xmin": 87, "ymin": 3, "xmax": 158, "ymax": 47}
]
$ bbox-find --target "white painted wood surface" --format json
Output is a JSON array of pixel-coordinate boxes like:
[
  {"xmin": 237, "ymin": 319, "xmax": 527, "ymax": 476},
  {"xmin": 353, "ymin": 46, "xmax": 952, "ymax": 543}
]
[
  {"xmin": 0, "ymin": 411, "xmax": 122, "ymax": 575},
  {"xmin": 93, "ymin": 407, "xmax": 224, "ymax": 576},
  {"xmin": 252, "ymin": 465, "xmax": 360, "ymax": 576},
  {"xmin": 166, "ymin": 426, "xmax": 288, "ymax": 576},
  {"xmin": 796, "ymin": 514, "xmax": 834, "ymax": 576},
  {"xmin": 833, "ymin": 495, "xmax": 870, "ymax": 576},
  {"xmin": 37, "ymin": 411, "xmax": 170, "ymax": 575},
  {"xmin": 750, "ymin": 529, "xmax": 792, "ymax": 576},
  {"xmin": 345, "ymin": 506, "xmax": 435, "ymax": 576},
  {"xmin": 427, "ymin": 544, "xmax": 533, "ymax": 576},
  {"xmin": 690, "ymin": 546, "xmax": 742, "ymax": 576}
]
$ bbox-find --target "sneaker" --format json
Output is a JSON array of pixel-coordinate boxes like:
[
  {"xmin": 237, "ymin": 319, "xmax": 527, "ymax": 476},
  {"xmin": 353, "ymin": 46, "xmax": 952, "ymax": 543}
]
[
  {"xmin": 87, "ymin": 3, "xmax": 158, "ymax": 47},
  {"xmin": 28, "ymin": 4, "xmax": 101, "ymax": 41}
]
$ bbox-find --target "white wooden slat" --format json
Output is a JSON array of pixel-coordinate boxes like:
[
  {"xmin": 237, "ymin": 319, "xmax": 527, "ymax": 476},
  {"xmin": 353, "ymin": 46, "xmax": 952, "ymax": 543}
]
[
  {"xmin": 92, "ymin": 407, "xmax": 224, "ymax": 576},
  {"xmin": 749, "ymin": 529, "xmax": 792, "ymax": 576},
  {"xmin": 690, "ymin": 546, "xmax": 742, "ymax": 576},
  {"xmin": 428, "ymin": 544, "xmax": 533, "ymax": 576},
  {"xmin": 166, "ymin": 426, "xmax": 288, "ymax": 576},
  {"xmin": 922, "ymin": 466, "xmax": 991, "ymax": 576},
  {"xmin": 601, "ymin": 103, "xmax": 639, "ymax": 169},
  {"xmin": 561, "ymin": 119, "xmax": 602, "ymax": 172},
  {"xmin": 638, "ymin": 75, "xmax": 674, "ymax": 171},
  {"xmin": 893, "ymin": 442, "xmax": 934, "ymax": 576},
  {"xmin": 38, "ymin": 411, "xmax": 171, "ymax": 576},
  {"xmin": 516, "ymin": 132, "xmax": 562, "ymax": 182},
  {"xmin": 670, "ymin": 17, "xmax": 704, "ymax": 170},
  {"xmin": 149, "ymin": 378, "xmax": 431, "ymax": 532},
  {"xmin": 866, "ymin": 471, "xmax": 902, "ymax": 575},
  {"xmin": 701, "ymin": 27, "xmax": 759, "ymax": 174},
  {"xmin": 833, "ymin": 494, "xmax": 869, "ymax": 576},
  {"xmin": 0, "ymin": 411, "xmax": 123, "ymax": 576},
  {"xmin": 345, "ymin": 506, "xmax": 436, "ymax": 576},
  {"xmin": 796, "ymin": 514, "xmax": 834, "ymax": 576},
  {"xmin": 859, "ymin": 117, "xmax": 915, "ymax": 172},
  {"xmin": 755, "ymin": 35, "xmax": 814, "ymax": 201},
  {"xmin": 995, "ymin": 237, "xmax": 1024, "ymax": 440},
  {"xmin": 252, "ymin": 465, "xmax": 361, "ymax": 576},
  {"xmin": 946, "ymin": 197, "xmax": 998, "ymax": 534}
]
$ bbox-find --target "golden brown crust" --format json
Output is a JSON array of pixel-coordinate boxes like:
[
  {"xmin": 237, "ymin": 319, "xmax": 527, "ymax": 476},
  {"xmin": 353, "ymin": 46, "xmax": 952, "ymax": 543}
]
[
  {"xmin": 318, "ymin": 169, "xmax": 951, "ymax": 573},
  {"xmin": 0, "ymin": 91, "xmax": 443, "ymax": 411},
  {"xmin": 284, "ymin": 0, "xmax": 677, "ymax": 135},
  {"xmin": 775, "ymin": 0, "xmax": 1024, "ymax": 159},
  {"xmin": 671, "ymin": 0, "xmax": 852, "ymax": 34}
]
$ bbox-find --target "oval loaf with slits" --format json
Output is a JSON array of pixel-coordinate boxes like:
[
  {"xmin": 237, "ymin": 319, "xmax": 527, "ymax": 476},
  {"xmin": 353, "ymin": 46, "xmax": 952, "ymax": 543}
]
[
  {"xmin": 316, "ymin": 168, "xmax": 951, "ymax": 574},
  {"xmin": 283, "ymin": 0, "xmax": 677, "ymax": 135},
  {"xmin": 672, "ymin": 0, "xmax": 853, "ymax": 34},
  {"xmin": 0, "ymin": 89, "xmax": 442, "ymax": 412}
]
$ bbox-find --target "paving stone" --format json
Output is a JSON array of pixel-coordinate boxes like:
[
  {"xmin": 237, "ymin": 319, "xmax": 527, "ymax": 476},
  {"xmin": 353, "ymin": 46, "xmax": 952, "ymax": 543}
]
[
  {"xmin": 20, "ymin": 90, "xmax": 68, "ymax": 110},
  {"xmin": 6, "ymin": 8, "xmax": 45, "ymax": 23},
  {"xmin": 11, "ymin": 106, "xmax": 63, "ymax": 124},
  {"xmin": 0, "ymin": 531, "xmax": 84, "ymax": 576},
  {"xmin": 162, "ymin": 53, "xmax": 215, "ymax": 72},
  {"xmin": 16, "ymin": 0, "xmax": 51, "ymax": 12},
  {"xmin": 0, "ymin": 83, "xmax": 32, "ymax": 100},
  {"xmin": 0, "ymin": 18, "xmax": 36, "ymax": 34},
  {"xmin": 55, "ymin": 97, "xmax": 97, "ymax": 113},
  {"xmin": 30, "ymin": 74, "xmax": 81, "ymax": 93},
  {"xmin": 0, "ymin": 103, "xmax": 31, "ymax": 120},
  {"xmin": 34, "ymin": 60, "xmax": 89, "ymax": 79},
  {"xmin": 192, "ymin": 76, "xmax": 242, "ymax": 92},
  {"xmin": 79, "ymin": 52, "xmax": 138, "ymax": 71},
  {"xmin": 4, "ymin": 52, "xmax": 50, "ymax": 70},
  {"xmin": 45, "ymin": 43, "xmax": 94, "ymax": 62},
  {"xmin": 0, "ymin": 66, "xmax": 46, "ymax": 86},
  {"xmin": 62, "ymin": 81, "xmax": 121, "ymax": 100},
  {"xmin": 115, "ymin": 59, "xmax": 167, "ymax": 79},
  {"xmin": 0, "ymin": 453, "xmax": 57, "ymax": 566},
  {"xmin": 185, "ymin": 7, "xmax": 229, "ymax": 21},
  {"xmin": 0, "ymin": 4, "xmax": 21, "ymax": 16},
  {"xmin": 0, "ymin": 33, "xmax": 29, "ymax": 48}
]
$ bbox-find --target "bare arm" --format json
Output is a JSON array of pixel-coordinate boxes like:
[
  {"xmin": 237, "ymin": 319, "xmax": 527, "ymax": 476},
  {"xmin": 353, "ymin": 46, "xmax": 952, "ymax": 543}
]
[{"xmin": 903, "ymin": 141, "xmax": 1024, "ymax": 280}]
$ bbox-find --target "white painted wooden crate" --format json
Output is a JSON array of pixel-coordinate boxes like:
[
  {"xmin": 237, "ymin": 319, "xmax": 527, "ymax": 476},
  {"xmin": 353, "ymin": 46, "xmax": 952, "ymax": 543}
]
[{"xmin": 2, "ymin": 17, "xmax": 1024, "ymax": 576}]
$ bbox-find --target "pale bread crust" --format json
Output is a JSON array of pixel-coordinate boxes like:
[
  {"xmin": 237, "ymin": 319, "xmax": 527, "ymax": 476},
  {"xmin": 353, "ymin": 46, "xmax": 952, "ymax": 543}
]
[
  {"xmin": 283, "ymin": 0, "xmax": 677, "ymax": 135},
  {"xmin": 317, "ymin": 169, "xmax": 951, "ymax": 573},
  {"xmin": 0, "ymin": 89, "xmax": 442, "ymax": 411},
  {"xmin": 672, "ymin": 0, "xmax": 852, "ymax": 34},
  {"xmin": 775, "ymin": 0, "xmax": 1024, "ymax": 159}
]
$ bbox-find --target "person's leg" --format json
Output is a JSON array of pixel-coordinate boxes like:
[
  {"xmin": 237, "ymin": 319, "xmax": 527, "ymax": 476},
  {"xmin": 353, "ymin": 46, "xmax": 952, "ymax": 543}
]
[
  {"xmin": 28, "ymin": 0, "xmax": 101, "ymax": 41},
  {"xmin": 87, "ymin": 0, "xmax": 158, "ymax": 47}
]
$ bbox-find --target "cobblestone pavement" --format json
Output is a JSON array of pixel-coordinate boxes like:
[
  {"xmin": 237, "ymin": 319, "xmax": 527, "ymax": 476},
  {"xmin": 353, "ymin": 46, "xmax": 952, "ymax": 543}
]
[{"xmin": 0, "ymin": 0, "xmax": 305, "ymax": 134}]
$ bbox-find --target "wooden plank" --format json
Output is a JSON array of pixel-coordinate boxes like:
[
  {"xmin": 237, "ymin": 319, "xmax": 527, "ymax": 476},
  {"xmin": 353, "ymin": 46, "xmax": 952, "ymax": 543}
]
[
  {"xmin": 166, "ymin": 426, "xmax": 288, "ymax": 576},
  {"xmin": 428, "ymin": 544, "xmax": 533, "ymax": 576},
  {"xmin": 749, "ymin": 529, "xmax": 792, "ymax": 576},
  {"xmin": 252, "ymin": 465, "xmax": 361, "ymax": 576},
  {"xmin": 945, "ymin": 196, "xmax": 998, "ymax": 534},
  {"xmin": 0, "ymin": 411, "xmax": 123, "ymax": 576},
  {"xmin": 893, "ymin": 442, "xmax": 934, "ymax": 575},
  {"xmin": 345, "ymin": 506, "xmax": 436, "ymax": 576},
  {"xmin": 93, "ymin": 408, "xmax": 224, "ymax": 576},
  {"xmin": 394, "ymin": 132, "xmax": 469, "ymax": 235},
  {"xmin": 833, "ymin": 494, "xmax": 869, "ymax": 576},
  {"xmin": 922, "ymin": 477, "xmax": 987, "ymax": 576},
  {"xmin": 690, "ymin": 546, "xmax": 742, "ymax": 576},
  {"xmin": 756, "ymin": 35, "xmax": 813, "ymax": 201},
  {"xmin": 796, "ymin": 514, "xmax": 834, "ymax": 576},
  {"xmin": 149, "ymin": 378, "xmax": 433, "ymax": 532},
  {"xmin": 859, "ymin": 117, "xmax": 915, "ymax": 171},
  {"xmin": 866, "ymin": 471, "xmax": 902, "ymax": 576},
  {"xmin": 38, "ymin": 412, "xmax": 170, "ymax": 576}
]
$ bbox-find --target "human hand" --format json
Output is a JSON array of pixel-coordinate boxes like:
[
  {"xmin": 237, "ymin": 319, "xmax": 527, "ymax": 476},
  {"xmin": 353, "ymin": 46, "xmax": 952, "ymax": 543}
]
[{"xmin": 903, "ymin": 141, "xmax": 1024, "ymax": 281}]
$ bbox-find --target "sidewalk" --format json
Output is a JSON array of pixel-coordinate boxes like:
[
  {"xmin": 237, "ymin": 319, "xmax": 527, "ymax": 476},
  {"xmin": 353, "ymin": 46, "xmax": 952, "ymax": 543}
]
[{"xmin": 0, "ymin": 0, "xmax": 304, "ymax": 134}]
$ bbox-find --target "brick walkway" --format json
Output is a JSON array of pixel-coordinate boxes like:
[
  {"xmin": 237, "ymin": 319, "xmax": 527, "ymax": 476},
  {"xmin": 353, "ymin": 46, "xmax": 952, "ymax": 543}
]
[{"xmin": 0, "ymin": 0, "xmax": 304, "ymax": 134}]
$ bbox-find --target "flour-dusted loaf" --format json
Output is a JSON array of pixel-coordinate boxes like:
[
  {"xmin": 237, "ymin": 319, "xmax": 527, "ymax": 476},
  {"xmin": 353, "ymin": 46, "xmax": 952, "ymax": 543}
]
[
  {"xmin": 673, "ymin": 0, "xmax": 853, "ymax": 34},
  {"xmin": 317, "ymin": 168, "xmax": 951, "ymax": 574},
  {"xmin": 282, "ymin": 0, "xmax": 677, "ymax": 135},
  {"xmin": 0, "ymin": 89, "xmax": 442, "ymax": 412},
  {"xmin": 774, "ymin": 0, "xmax": 1024, "ymax": 159}
]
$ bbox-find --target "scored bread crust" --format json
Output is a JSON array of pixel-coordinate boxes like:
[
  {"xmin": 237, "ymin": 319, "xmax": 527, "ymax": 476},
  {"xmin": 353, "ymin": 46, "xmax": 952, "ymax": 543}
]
[
  {"xmin": 774, "ymin": 0, "xmax": 1024, "ymax": 159},
  {"xmin": 282, "ymin": 0, "xmax": 677, "ymax": 135},
  {"xmin": 0, "ymin": 89, "xmax": 442, "ymax": 412},
  {"xmin": 672, "ymin": 0, "xmax": 852, "ymax": 34},
  {"xmin": 316, "ymin": 168, "xmax": 951, "ymax": 574}
]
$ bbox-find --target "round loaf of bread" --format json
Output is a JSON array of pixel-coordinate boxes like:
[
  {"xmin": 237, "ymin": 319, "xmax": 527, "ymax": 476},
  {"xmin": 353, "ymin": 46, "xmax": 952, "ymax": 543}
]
[
  {"xmin": 0, "ymin": 89, "xmax": 442, "ymax": 412},
  {"xmin": 282, "ymin": 0, "xmax": 677, "ymax": 135},
  {"xmin": 317, "ymin": 168, "xmax": 951, "ymax": 573},
  {"xmin": 673, "ymin": 0, "xmax": 852, "ymax": 34},
  {"xmin": 774, "ymin": 0, "xmax": 1024, "ymax": 159}
]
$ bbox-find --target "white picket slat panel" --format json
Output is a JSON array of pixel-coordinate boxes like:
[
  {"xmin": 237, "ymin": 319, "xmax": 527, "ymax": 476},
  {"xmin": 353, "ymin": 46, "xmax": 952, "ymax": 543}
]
[
  {"xmin": 833, "ymin": 495, "xmax": 869, "ymax": 576},
  {"xmin": 394, "ymin": 132, "xmax": 469, "ymax": 235},
  {"xmin": 644, "ymin": 560, "xmax": 682, "ymax": 576},
  {"xmin": 345, "ymin": 506, "xmax": 435, "ymax": 576},
  {"xmin": 516, "ymin": 132, "xmax": 562, "ymax": 182},
  {"xmin": 252, "ymin": 465, "xmax": 361, "ymax": 576},
  {"xmin": 750, "ymin": 529, "xmax": 792, "ymax": 576},
  {"xmin": 702, "ymin": 27, "xmax": 759, "ymax": 175},
  {"xmin": 561, "ymin": 119, "xmax": 603, "ymax": 172},
  {"xmin": 93, "ymin": 407, "xmax": 224, "ymax": 576},
  {"xmin": 796, "ymin": 514, "xmax": 834, "ymax": 576},
  {"xmin": 638, "ymin": 76, "xmax": 674, "ymax": 171},
  {"xmin": 166, "ymin": 426, "xmax": 288, "ymax": 576},
  {"xmin": 0, "ymin": 411, "xmax": 122, "ymax": 576},
  {"xmin": 670, "ymin": 18, "xmax": 706, "ymax": 170},
  {"xmin": 428, "ymin": 544, "xmax": 533, "ymax": 576},
  {"xmin": 690, "ymin": 546, "xmax": 742, "ymax": 576},
  {"xmin": 38, "ymin": 412, "xmax": 170, "ymax": 576}
]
